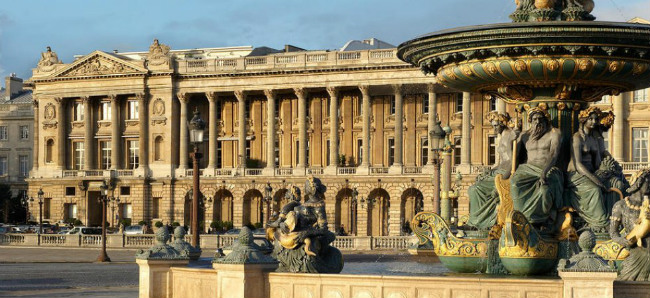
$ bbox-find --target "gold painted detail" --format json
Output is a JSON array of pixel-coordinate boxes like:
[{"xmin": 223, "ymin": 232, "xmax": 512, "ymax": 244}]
[
  {"xmin": 633, "ymin": 63, "xmax": 649, "ymax": 76},
  {"xmin": 594, "ymin": 240, "xmax": 629, "ymax": 260},
  {"xmin": 490, "ymin": 174, "xmax": 514, "ymax": 240},
  {"xmin": 411, "ymin": 212, "xmax": 488, "ymax": 257},
  {"xmin": 499, "ymin": 210, "xmax": 558, "ymax": 259},
  {"xmin": 496, "ymin": 85, "xmax": 533, "ymax": 102}
]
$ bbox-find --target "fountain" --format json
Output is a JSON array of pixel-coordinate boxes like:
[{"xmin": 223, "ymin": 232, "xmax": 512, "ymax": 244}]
[{"xmin": 399, "ymin": 1, "xmax": 650, "ymax": 276}]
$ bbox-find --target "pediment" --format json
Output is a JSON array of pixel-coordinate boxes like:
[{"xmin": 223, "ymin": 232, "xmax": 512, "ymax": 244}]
[{"xmin": 53, "ymin": 51, "xmax": 148, "ymax": 78}]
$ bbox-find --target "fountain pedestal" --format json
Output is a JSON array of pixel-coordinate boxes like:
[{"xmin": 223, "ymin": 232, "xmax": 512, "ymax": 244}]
[{"xmin": 559, "ymin": 271, "xmax": 617, "ymax": 298}]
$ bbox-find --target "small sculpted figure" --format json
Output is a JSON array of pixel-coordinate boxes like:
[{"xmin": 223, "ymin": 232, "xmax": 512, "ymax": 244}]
[
  {"xmin": 510, "ymin": 107, "xmax": 563, "ymax": 228},
  {"xmin": 466, "ymin": 112, "xmax": 518, "ymax": 229},
  {"xmin": 38, "ymin": 46, "xmax": 62, "ymax": 68},
  {"xmin": 565, "ymin": 107, "xmax": 622, "ymax": 232},
  {"xmin": 610, "ymin": 169, "xmax": 650, "ymax": 281}
]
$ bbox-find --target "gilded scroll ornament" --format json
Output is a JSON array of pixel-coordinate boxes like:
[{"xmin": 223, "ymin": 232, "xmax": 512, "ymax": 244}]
[
  {"xmin": 499, "ymin": 210, "xmax": 558, "ymax": 259},
  {"xmin": 412, "ymin": 212, "xmax": 488, "ymax": 258}
]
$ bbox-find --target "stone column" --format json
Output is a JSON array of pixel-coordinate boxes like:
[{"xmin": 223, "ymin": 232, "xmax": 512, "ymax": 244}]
[
  {"xmin": 264, "ymin": 89, "xmax": 276, "ymax": 175},
  {"xmin": 109, "ymin": 95, "xmax": 121, "ymax": 170},
  {"xmin": 235, "ymin": 90, "xmax": 247, "ymax": 169},
  {"xmin": 459, "ymin": 92, "xmax": 472, "ymax": 173},
  {"xmin": 178, "ymin": 93, "xmax": 189, "ymax": 170},
  {"xmin": 441, "ymin": 151, "xmax": 453, "ymax": 223},
  {"xmin": 206, "ymin": 92, "xmax": 218, "ymax": 171},
  {"xmin": 83, "ymin": 97, "xmax": 93, "ymax": 170},
  {"xmin": 55, "ymin": 97, "xmax": 66, "ymax": 170},
  {"xmin": 426, "ymin": 85, "xmax": 437, "ymax": 169},
  {"xmin": 137, "ymin": 93, "xmax": 149, "ymax": 173},
  {"xmin": 360, "ymin": 85, "xmax": 371, "ymax": 170},
  {"xmin": 612, "ymin": 93, "xmax": 625, "ymax": 161},
  {"xmin": 326, "ymin": 86, "xmax": 339, "ymax": 174},
  {"xmin": 32, "ymin": 99, "xmax": 39, "ymax": 174},
  {"xmin": 390, "ymin": 85, "xmax": 404, "ymax": 174},
  {"xmin": 295, "ymin": 87, "xmax": 307, "ymax": 173}
]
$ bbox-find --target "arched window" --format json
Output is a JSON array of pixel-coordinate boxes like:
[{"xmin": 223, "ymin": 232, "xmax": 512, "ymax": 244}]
[
  {"xmin": 154, "ymin": 136, "xmax": 163, "ymax": 161},
  {"xmin": 46, "ymin": 139, "xmax": 54, "ymax": 163}
]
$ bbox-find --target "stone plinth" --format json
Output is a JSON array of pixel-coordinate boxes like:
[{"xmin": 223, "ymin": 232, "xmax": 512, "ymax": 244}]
[
  {"xmin": 559, "ymin": 271, "xmax": 618, "ymax": 298},
  {"xmin": 137, "ymin": 259, "xmax": 189, "ymax": 298},
  {"xmin": 212, "ymin": 263, "xmax": 277, "ymax": 298}
]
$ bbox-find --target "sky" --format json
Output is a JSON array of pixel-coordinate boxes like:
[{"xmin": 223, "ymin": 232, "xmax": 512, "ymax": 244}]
[{"xmin": 0, "ymin": 0, "xmax": 648, "ymax": 81}]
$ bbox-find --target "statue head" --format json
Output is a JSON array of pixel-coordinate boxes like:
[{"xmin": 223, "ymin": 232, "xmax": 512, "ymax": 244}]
[
  {"xmin": 46, "ymin": 46, "xmax": 52, "ymax": 52},
  {"xmin": 155, "ymin": 225, "xmax": 171, "ymax": 245},
  {"xmin": 627, "ymin": 169, "xmax": 650, "ymax": 196},
  {"xmin": 527, "ymin": 107, "xmax": 551, "ymax": 140},
  {"xmin": 238, "ymin": 226, "xmax": 254, "ymax": 246},
  {"xmin": 174, "ymin": 226, "xmax": 186, "ymax": 240},
  {"xmin": 578, "ymin": 106, "xmax": 603, "ymax": 131},
  {"xmin": 286, "ymin": 186, "xmax": 301, "ymax": 202},
  {"xmin": 487, "ymin": 111, "xmax": 511, "ymax": 134}
]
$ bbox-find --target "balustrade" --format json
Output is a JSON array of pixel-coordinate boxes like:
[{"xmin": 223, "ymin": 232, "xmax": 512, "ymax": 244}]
[
  {"xmin": 621, "ymin": 162, "xmax": 650, "ymax": 174},
  {"xmin": 403, "ymin": 166, "xmax": 422, "ymax": 174},
  {"xmin": 370, "ymin": 167, "xmax": 389, "ymax": 175},
  {"xmin": 81, "ymin": 235, "xmax": 102, "ymax": 246},
  {"xmin": 372, "ymin": 236, "xmax": 410, "ymax": 250},
  {"xmin": 275, "ymin": 168, "xmax": 294, "ymax": 176},
  {"xmin": 244, "ymin": 169, "xmax": 263, "ymax": 176},
  {"xmin": 125, "ymin": 235, "xmax": 154, "ymax": 247},
  {"xmin": 337, "ymin": 167, "xmax": 357, "ymax": 175},
  {"xmin": 306, "ymin": 167, "xmax": 324, "ymax": 175},
  {"xmin": 40, "ymin": 234, "xmax": 67, "ymax": 245}
]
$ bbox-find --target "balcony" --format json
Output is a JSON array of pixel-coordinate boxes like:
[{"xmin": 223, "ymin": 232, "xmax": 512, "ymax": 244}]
[
  {"xmin": 621, "ymin": 162, "xmax": 650, "ymax": 175},
  {"xmin": 178, "ymin": 49, "xmax": 403, "ymax": 74}
]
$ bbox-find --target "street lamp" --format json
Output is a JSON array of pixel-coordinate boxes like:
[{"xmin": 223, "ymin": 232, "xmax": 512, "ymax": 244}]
[
  {"xmin": 429, "ymin": 120, "xmax": 446, "ymax": 215},
  {"xmin": 189, "ymin": 108, "xmax": 205, "ymax": 252},
  {"xmin": 20, "ymin": 193, "xmax": 29, "ymax": 224},
  {"xmin": 35, "ymin": 188, "xmax": 44, "ymax": 235},
  {"xmin": 97, "ymin": 180, "xmax": 110, "ymax": 262},
  {"xmin": 351, "ymin": 187, "xmax": 358, "ymax": 235},
  {"xmin": 263, "ymin": 183, "xmax": 273, "ymax": 223}
]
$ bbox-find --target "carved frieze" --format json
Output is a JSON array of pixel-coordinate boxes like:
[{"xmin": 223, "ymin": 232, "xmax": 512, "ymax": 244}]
[
  {"xmin": 44, "ymin": 103, "xmax": 56, "ymax": 120},
  {"xmin": 61, "ymin": 56, "xmax": 140, "ymax": 77},
  {"xmin": 147, "ymin": 39, "xmax": 171, "ymax": 68}
]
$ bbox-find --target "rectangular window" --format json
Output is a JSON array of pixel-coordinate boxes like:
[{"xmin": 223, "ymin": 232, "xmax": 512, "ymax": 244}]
[
  {"xmin": 634, "ymin": 89, "xmax": 648, "ymax": 103},
  {"xmin": 74, "ymin": 102, "xmax": 84, "ymax": 121},
  {"xmin": 66, "ymin": 187, "xmax": 76, "ymax": 196},
  {"xmin": 421, "ymin": 137, "xmax": 429, "ymax": 166},
  {"xmin": 121, "ymin": 203, "xmax": 133, "ymax": 219},
  {"xmin": 488, "ymin": 135, "xmax": 497, "ymax": 165},
  {"xmin": 19, "ymin": 155, "xmax": 28, "ymax": 177},
  {"xmin": 388, "ymin": 138, "xmax": 395, "ymax": 166},
  {"xmin": 597, "ymin": 95, "xmax": 610, "ymax": 104},
  {"xmin": 356, "ymin": 97, "xmax": 362, "ymax": 117},
  {"xmin": 326, "ymin": 139, "xmax": 331, "ymax": 166},
  {"xmin": 306, "ymin": 98, "xmax": 311, "ymax": 118},
  {"xmin": 73, "ymin": 142, "xmax": 84, "ymax": 170},
  {"xmin": 295, "ymin": 140, "xmax": 299, "ymax": 166},
  {"xmin": 0, "ymin": 126, "xmax": 7, "ymax": 140},
  {"xmin": 216, "ymin": 141, "xmax": 222, "ymax": 168},
  {"xmin": 490, "ymin": 95, "xmax": 497, "ymax": 111},
  {"xmin": 100, "ymin": 141, "xmax": 111, "ymax": 170},
  {"xmin": 245, "ymin": 100, "xmax": 251, "ymax": 119},
  {"xmin": 456, "ymin": 93, "xmax": 463, "ymax": 113},
  {"xmin": 357, "ymin": 139, "xmax": 363, "ymax": 165},
  {"xmin": 274, "ymin": 98, "xmax": 280, "ymax": 118},
  {"xmin": 101, "ymin": 101, "xmax": 111, "ymax": 120},
  {"xmin": 602, "ymin": 131, "xmax": 610, "ymax": 153},
  {"xmin": 120, "ymin": 186, "xmax": 131, "ymax": 196},
  {"xmin": 152, "ymin": 198, "xmax": 161, "ymax": 219},
  {"xmin": 0, "ymin": 157, "xmax": 6, "ymax": 175},
  {"xmin": 19, "ymin": 125, "xmax": 29, "ymax": 140},
  {"xmin": 64, "ymin": 203, "xmax": 77, "ymax": 220},
  {"xmin": 43, "ymin": 198, "xmax": 51, "ymax": 219},
  {"xmin": 274, "ymin": 139, "xmax": 280, "ymax": 167},
  {"xmin": 422, "ymin": 94, "xmax": 429, "ymax": 114},
  {"xmin": 245, "ymin": 140, "xmax": 251, "ymax": 164},
  {"xmin": 454, "ymin": 136, "xmax": 462, "ymax": 165},
  {"xmin": 633, "ymin": 128, "xmax": 649, "ymax": 162},
  {"xmin": 128, "ymin": 101, "xmax": 139, "ymax": 120},
  {"xmin": 217, "ymin": 100, "xmax": 223, "ymax": 119},
  {"xmin": 128, "ymin": 140, "xmax": 139, "ymax": 169},
  {"xmin": 390, "ymin": 96, "xmax": 396, "ymax": 115}
]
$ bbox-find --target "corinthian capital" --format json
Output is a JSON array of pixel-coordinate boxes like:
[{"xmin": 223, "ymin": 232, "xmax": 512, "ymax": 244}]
[
  {"xmin": 391, "ymin": 84, "xmax": 403, "ymax": 96},
  {"xmin": 263, "ymin": 89, "xmax": 276, "ymax": 100},
  {"xmin": 135, "ymin": 92, "xmax": 148, "ymax": 104},
  {"xmin": 234, "ymin": 90, "xmax": 246, "ymax": 102},
  {"xmin": 205, "ymin": 91, "xmax": 218, "ymax": 102},
  {"xmin": 326, "ymin": 86, "xmax": 338, "ymax": 98},
  {"xmin": 293, "ymin": 87, "xmax": 306, "ymax": 99},
  {"xmin": 177, "ymin": 92, "xmax": 189, "ymax": 104},
  {"xmin": 358, "ymin": 85, "xmax": 370, "ymax": 96}
]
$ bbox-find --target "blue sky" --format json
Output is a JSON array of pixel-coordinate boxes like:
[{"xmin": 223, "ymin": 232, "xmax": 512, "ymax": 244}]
[{"xmin": 1, "ymin": 0, "xmax": 648, "ymax": 80}]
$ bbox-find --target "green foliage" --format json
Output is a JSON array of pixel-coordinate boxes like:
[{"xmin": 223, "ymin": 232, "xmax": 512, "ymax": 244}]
[
  {"xmin": 119, "ymin": 218, "xmax": 131, "ymax": 227},
  {"xmin": 137, "ymin": 220, "xmax": 148, "ymax": 226},
  {"xmin": 253, "ymin": 222, "xmax": 263, "ymax": 229},
  {"xmin": 171, "ymin": 221, "xmax": 180, "ymax": 227},
  {"xmin": 244, "ymin": 222, "xmax": 255, "ymax": 230},
  {"xmin": 73, "ymin": 219, "xmax": 83, "ymax": 226},
  {"xmin": 338, "ymin": 154, "xmax": 346, "ymax": 167},
  {"xmin": 154, "ymin": 221, "xmax": 163, "ymax": 228},
  {"xmin": 223, "ymin": 221, "xmax": 233, "ymax": 230}
]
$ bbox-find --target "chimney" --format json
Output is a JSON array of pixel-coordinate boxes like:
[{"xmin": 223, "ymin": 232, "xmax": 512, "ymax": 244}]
[{"xmin": 5, "ymin": 75, "xmax": 23, "ymax": 100}]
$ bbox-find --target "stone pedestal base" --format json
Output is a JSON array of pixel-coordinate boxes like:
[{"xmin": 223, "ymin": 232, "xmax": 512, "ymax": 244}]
[
  {"xmin": 388, "ymin": 165, "xmax": 403, "ymax": 174},
  {"xmin": 137, "ymin": 259, "xmax": 189, "ymax": 298},
  {"xmin": 323, "ymin": 166, "xmax": 337, "ymax": 175},
  {"xmin": 212, "ymin": 263, "xmax": 278, "ymax": 298},
  {"xmin": 559, "ymin": 271, "xmax": 618, "ymax": 298}
]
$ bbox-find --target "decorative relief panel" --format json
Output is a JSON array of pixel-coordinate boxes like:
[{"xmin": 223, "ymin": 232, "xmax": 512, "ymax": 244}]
[
  {"xmin": 42, "ymin": 103, "xmax": 58, "ymax": 130},
  {"xmin": 150, "ymin": 98, "xmax": 167, "ymax": 126},
  {"xmin": 61, "ymin": 55, "xmax": 141, "ymax": 77}
]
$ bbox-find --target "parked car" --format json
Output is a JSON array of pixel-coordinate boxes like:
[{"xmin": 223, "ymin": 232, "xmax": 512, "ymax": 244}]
[
  {"xmin": 0, "ymin": 226, "xmax": 9, "ymax": 234},
  {"xmin": 124, "ymin": 225, "xmax": 144, "ymax": 235},
  {"xmin": 224, "ymin": 228, "xmax": 241, "ymax": 235},
  {"xmin": 66, "ymin": 227, "xmax": 102, "ymax": 235}
]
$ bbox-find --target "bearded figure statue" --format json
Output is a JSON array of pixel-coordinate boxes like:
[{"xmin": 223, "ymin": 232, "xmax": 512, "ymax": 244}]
[
  {"xmin": 466, "ymin": 112, "xmax": 518, "ymax": 230},
  {"xmin": 510, "ymin": 108, "xmax": 564, "ymax": 228}
]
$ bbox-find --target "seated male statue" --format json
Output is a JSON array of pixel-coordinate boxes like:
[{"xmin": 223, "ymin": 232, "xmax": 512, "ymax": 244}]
[
  {"xmin": 466, "ymin": 111, "xmax": 518, "ymax": 229},
  {"xmin": 510, "ymin": 107, "xmax": 563, "ymax": 229}
]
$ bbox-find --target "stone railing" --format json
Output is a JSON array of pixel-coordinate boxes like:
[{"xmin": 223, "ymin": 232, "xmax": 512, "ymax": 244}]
[
  {"xmin": 337, "ymin": 167, "xmax": 357, "ymax": 175},
  {"xmin": 0, "ymin": 233, "xmax": 410, "ymax": 251},
  {"xmin": 403, "ymin": 166, "xmax": 422, "ymax": 174},
  {"xmin": 307, "ymin": 167, "xmax": 324, "ymax": 175},
  {"xmin": 275, "ymin": 168, "xmax": 293, "ymax": 176},
  {"xmin": 620, "ymin": 162, "xmax": 650, "ymax": 174},
  {"xmin": 370, "ymin": 167, "xmax": 389, "ymax": 175},
  {"xmin": 244, "ymin": 169, "xmax": 263, "ymax": 176},
  {"xmin": 178, "ymin": 49, "xmax": 403, "ymax": 74}
]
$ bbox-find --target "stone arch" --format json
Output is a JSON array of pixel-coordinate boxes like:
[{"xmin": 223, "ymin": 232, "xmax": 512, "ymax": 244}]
[
  {"xmin": 46, "ymin": 138, "xmax": 54, "ymax": 163},
  {"xmin": 153, "ymin": 136, "xmax": 164, "ymax": 161},
  {"xmin": 243, "ymin": 189, "xmax": 263, "ymax": 227},
  {"xmin": 367, "ymin": 188, "xmax": 390, "ymax": 236},
  {"xmin": 213, "ymin": 189, "xmax": 234, "ymax": 224},
  {"xmin": 335, "ymin": 188, "xmax": 356, "ymax": 235},
  {"xmin": 400, "ymin": 188, "xmax": 423, "ymax": 235},
  {"xmin": 272, "ymin": 188, "xmax": 289, "ymax": 214},
  {"xmin": 183, "ymin": 189, "xmax": 206, "ymax": 231}
]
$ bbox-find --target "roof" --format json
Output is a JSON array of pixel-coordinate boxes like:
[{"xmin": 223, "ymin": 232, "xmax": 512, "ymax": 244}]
[
  {"xmin": 629, "ymin": 17, "xmax": 650, "ymax": 24},
  {"xmin": 0, "ymin": 88, "xmax": 33, "ymax": 104},
  {"xmin": 340, "ymin": 38, "xmax": 395, "ymax": 51}
]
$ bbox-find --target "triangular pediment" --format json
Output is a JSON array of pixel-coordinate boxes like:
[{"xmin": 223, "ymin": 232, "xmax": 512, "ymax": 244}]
[{"xmin": 53, "ymin": 51, "xmax": 148, "ymax": 78}]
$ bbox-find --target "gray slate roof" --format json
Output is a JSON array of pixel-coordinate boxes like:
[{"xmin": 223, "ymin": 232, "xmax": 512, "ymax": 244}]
[{"xmin": 0, "ymin": 88, "xmax": 33, "ymax": 104}]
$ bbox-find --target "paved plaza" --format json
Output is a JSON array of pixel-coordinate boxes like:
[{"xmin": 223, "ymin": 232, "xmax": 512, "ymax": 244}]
[{"xmin": 0, "ymin": 247, "xmax": 442, "ymax": 297}]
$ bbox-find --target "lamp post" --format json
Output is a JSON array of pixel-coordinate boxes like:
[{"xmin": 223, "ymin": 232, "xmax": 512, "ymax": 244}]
[
  {"xmin": 263, "ymin": 183, "xmax": 273, "ymax": 223},
  {"xmin": 189, "ymin": 108, "xmax": 205, "ymax": 250},
  {"xmin": 97, "ymin": 180, "xmax": 110, "ymax": 262},
  {"xmin": 20, "ymin": 193, "xmax": 29, "ymax": 224},
  {"xmin": 351, "ymin": 187, "xmax": 358, "ymax": 236},
  {"xmin": 36, "ymin": 188, "xmax": 44, "ymax": 235},
  {"xmin": 429, "ymin": 120, "xmax": 446, "ymax": 215},
  {"xmin": 440, "ymin": 126, "xmax": 454, "ymax": 224},
  {"xmin": 109, "ymin": 196, "xmax": 120, "ymax": 227}
]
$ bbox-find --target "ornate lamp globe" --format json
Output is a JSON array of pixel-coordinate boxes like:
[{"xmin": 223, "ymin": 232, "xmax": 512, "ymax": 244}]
[
  {"xmin": 188, "ymin": 109, "xmax": 206, "ymax": 145},
  {"xmin": 99, "ymin": 180, "xmax": 108, "ymax": 197},
  {"xmin": 37, "ymin": 188, "xmax": 44, "ymax": 200},
  {"xmin": 430, "ymin": 121, "xmax": 446, "ymax": 151}
]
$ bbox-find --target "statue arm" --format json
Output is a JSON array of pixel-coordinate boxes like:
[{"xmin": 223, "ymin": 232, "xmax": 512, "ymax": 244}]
[
  {"xmin": 571, "ymin": 134, "xmax": 605, "ymax": 188},
  {"xmin": 541, "ymin": 131, "xmax": 562, "ymax": 180},
  {"xmin": 609, "ymin": 202, "xmax": 627, "ymax": 245}
]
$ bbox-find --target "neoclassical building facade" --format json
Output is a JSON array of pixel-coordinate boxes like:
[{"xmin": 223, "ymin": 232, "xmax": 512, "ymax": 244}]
[{"xmin": 25, "ymin": 39, "xmax": 650, "ymax": 235}]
